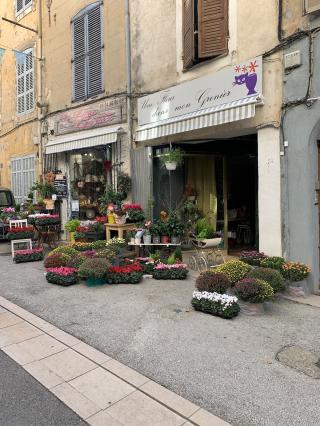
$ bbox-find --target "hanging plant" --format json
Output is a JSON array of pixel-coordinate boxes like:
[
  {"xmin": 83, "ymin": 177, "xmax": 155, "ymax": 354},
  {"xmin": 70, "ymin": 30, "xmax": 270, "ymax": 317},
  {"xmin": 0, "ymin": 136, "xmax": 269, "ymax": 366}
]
[{"xmin": 159, "ymin": 148, "xmax": 185, "ymax": 171}]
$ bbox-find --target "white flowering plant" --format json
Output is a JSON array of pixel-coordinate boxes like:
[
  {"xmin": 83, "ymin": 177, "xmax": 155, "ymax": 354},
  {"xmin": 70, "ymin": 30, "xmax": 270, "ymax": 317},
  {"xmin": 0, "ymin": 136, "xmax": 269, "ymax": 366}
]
[{"xmin": 191, "ymin": 291, "xmax": 240, "ymax": 319}]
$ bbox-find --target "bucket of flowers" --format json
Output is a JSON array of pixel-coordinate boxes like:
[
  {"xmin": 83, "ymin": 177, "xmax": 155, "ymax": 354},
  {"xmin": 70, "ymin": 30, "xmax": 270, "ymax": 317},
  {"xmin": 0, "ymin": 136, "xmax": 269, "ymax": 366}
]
[
  {"xmin": 106, "ymin": 261, "xmax": 143, "ymax": 284},
  {"xmin": 46, "ymin": 267, "xmax": 78, "ymax": 286},
  {"xmin": 6, "ymin": 226, "xmax": 34, "ymax": 240},
  {"xmin": 123, "ymin": 203, "xmax": 145, "ymax": 223},
  {"xmin": 78, "ymin": 258, "xmax": 110, "ymax": 286},
  {"xmin": 152, "ymin": 262, "xmax": 188, "ymax": 280},
  {"xmin": 13, "ymin": 247, "xmax": 44, "ymax": 263},
  {"xmin": 281, "ymin": 261, "xmax": 311, "ymax": 297}
]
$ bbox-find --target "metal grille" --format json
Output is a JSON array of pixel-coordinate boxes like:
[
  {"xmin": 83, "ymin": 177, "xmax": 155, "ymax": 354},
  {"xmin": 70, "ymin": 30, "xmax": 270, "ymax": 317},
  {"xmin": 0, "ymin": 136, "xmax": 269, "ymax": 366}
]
[
  {"xmin": 131, "ymin": 147, "xmax": 153, "ymax": 211},
  {"xmin": 11, "ymin": 155, "xmax": 35, "ymax": 204}
]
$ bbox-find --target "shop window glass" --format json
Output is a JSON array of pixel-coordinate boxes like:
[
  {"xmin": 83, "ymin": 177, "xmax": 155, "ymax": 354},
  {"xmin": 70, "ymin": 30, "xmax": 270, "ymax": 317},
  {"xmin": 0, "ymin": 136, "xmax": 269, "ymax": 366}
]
[{"xmin": 69, "ymin": 147, "xmax": 112, "ymax": 220}]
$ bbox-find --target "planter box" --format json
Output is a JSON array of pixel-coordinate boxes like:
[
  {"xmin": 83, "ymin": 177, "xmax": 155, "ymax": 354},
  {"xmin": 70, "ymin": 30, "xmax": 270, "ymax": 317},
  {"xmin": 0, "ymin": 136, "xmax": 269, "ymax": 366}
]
[
  {"xmin": 288, "ymin": 279, "xmax": 309, "ymax": 297},
  {"xmin": 85, "ymin": 277, "xmax": 107, "ymax": 287},
  {"xmin": 106, "ymin": 271, "xmax": 143, "ymax": 284},
  {"xmin": 152, "ymin": 267, "xmax": 188, "ymax": 280},
  {"xmin": 46, "ymin": 272, "xmax": 78, "ymax": 286},
  {"xmin": 7, "ymin": 232, "xmax": 34, "ymax": 240},
  {"xmin": 14, "ymin": 250, "xmax": 44, "ymax": 264},
  {"xmin": 191, "ymin": 298, "xmax": 240, "ymax": 319}
]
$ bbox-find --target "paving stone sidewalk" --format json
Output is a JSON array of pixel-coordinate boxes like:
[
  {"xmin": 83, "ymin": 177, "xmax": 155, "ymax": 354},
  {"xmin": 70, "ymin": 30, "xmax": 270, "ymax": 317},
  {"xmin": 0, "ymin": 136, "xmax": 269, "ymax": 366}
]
[{"xmin": 0, "ymin": 297, "xmax": 228, "ymax": 426}]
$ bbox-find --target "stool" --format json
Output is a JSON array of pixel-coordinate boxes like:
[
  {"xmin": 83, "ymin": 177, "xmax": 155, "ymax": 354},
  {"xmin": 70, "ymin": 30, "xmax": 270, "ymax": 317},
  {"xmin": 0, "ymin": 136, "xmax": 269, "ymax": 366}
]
[
  {"xmin": 237, "ymin": 225, "xmax": 252, "ymax": 245},
  {"xmin": 11, "ymin": 239, "xmax": 32, "ymax": 258}
]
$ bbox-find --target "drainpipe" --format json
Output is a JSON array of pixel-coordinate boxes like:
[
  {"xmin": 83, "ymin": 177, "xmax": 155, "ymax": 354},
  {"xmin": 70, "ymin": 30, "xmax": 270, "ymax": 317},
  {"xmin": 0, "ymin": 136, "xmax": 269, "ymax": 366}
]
[
  {"xmin": 125, "ymin": 0, "xmax": 132, "ymax": 146},
  {"xmin": 37, "ymin": 0, "xmax": 44, "ymax": 179},
  {"xmin": 278, "ymin": 0, "xmax": 283, "ymax": 42}
]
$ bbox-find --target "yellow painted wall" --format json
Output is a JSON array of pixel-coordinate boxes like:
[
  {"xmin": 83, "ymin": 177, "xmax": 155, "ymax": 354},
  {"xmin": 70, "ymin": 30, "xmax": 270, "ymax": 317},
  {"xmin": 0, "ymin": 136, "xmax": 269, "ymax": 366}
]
[
  {"xmin": 42, "ymin": 0, "xmax": 127, "ymax": 114},
  {"xmin": 0, "ymin": 0, "xmax": 40, "ymax": 189}
]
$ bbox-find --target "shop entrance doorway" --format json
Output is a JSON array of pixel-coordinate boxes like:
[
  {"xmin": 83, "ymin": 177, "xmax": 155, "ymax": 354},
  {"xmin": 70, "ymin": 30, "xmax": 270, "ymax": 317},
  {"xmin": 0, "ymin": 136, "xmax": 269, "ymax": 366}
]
[{"xmin": 152, "ymin": 134, "xmax": 258, "ymax": 253}]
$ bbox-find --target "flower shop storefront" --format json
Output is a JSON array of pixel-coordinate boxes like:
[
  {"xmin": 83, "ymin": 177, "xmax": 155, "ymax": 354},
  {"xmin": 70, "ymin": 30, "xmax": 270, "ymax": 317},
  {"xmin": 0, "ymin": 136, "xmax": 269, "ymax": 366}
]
[{"xmin": 134, "ymin": 57, "xmax": 282, "ymax": 257}]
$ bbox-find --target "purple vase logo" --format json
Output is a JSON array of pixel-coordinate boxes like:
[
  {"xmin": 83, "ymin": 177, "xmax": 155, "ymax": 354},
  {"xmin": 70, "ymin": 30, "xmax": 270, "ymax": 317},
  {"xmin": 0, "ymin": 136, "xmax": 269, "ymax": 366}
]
[{"xmin": 233, "ymin": 61, "xmax": 259, "ymax": 96}]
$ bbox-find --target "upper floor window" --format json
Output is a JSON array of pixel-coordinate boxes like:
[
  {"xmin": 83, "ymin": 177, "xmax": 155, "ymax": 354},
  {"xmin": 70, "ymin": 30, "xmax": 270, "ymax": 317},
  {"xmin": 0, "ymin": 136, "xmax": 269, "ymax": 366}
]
[
  {"xmin": 16, "ymin": 0, "xmax": 32, "ymax": 15},
  {"xmin": 16, "ymin": 48, "xmax": 34, "ymax": 115},
  {"xmin": 72, "ymin": 1, "xmax": 103, "ymax": 102},
  {"xmin": 304, "ymin": 0, "xmax": 320, "ymax": 14},
  {"xmin": 183, "ymin": 0, "xmax": 228, "ymax": 70}
]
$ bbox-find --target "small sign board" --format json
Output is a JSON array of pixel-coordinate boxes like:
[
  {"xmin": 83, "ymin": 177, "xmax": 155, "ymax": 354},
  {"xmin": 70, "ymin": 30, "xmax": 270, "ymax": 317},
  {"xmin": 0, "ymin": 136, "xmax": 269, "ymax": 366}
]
[{"xmin": 54, "ymin": 175, "xmax": 68, "ymax": 198}]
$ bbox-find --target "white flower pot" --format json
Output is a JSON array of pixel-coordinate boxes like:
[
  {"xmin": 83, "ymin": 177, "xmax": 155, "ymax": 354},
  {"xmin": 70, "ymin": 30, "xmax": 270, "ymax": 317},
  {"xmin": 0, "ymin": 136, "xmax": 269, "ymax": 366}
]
[
  {"xmin": 134, "ymin": 237, "xmax": 141, "ymax": 245},
  {"xmin": 165, "ymin": 161, "xmax": 177, "ymax": 171}
]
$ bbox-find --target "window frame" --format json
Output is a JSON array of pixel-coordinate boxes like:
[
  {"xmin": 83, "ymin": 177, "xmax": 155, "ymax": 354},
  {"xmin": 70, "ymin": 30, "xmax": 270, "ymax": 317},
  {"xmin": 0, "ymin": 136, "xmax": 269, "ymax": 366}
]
[
  {"xmin": 10, "ymin": 155, "xmax": 35, "ymax": 204},
  {"xmin": 16, "ymin": 47, "xmax": 35, "ymax": 116},
  {"xmin": 71, "ymin": 1, "xmax": 104, "ymax": 102},
  {"xmin": 16, "ymin": 0, "xmax": 32, "ymax": 16},
  {"xmin": 304, "ymin": 0, "xmax": 320, "ymax": 14}
]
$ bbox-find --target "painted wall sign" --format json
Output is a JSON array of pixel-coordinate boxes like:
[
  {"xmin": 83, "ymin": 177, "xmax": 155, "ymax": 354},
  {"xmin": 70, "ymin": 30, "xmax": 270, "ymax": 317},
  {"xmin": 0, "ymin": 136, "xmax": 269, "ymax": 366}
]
[
  {"xmin": 55, "ymin": 96, "xmax": 127, "ymax": 135},
  {"xmin": 138, "ymin": 57, "xmax": 262, "ymax": 126}
]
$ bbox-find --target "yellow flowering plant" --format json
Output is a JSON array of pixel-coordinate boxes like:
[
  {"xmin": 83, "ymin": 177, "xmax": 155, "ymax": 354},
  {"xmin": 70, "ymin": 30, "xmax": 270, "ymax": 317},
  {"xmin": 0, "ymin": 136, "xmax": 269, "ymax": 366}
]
[{"xmin": 281, "ymin": 262, "xmax": 311, "ymax": 282}]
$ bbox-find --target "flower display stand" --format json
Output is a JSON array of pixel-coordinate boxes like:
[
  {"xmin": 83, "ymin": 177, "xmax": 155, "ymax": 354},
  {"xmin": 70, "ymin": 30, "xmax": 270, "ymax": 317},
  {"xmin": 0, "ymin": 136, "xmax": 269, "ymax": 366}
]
[{"xmin": 104, "ymin": 223, "xmax": 137, "ymax": 241}]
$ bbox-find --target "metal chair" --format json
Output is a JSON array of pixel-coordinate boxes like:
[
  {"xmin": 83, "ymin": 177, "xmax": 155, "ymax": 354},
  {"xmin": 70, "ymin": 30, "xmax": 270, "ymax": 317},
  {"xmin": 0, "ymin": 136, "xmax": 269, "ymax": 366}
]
[{"xmin": 9, "ymin": 219, "xmax": 32, "ymax": 258}]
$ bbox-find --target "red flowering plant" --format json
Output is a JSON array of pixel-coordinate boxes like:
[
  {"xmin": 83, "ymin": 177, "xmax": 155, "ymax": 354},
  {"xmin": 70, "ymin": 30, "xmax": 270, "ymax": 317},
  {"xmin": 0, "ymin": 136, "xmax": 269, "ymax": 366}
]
[
  {"xmin": 123, "ymin": 203, "xmax": 145, "ymax": 223},
  {"xmin": 74, "ymin": 226, "xmax": 88, "ymax": 240},
  {"xmin": 28, "ymin": 214, "xmax": 60, "ymax": 226},
  {"xmin": 95, "ymin": 216, "xmax": 107, "ymax": 224},
  {"xmin": 13, "ymin": 247, "xmax": 44, "ymax": 263},
  {"xmin": 46, "ymin": 266, "xmax": 78, "ymax": 286},
  {"xmin": 106, "ymin": 261, "xmax": 143, "ymax": 284},
  {"xmin": 7, "ymin": 226, "xmax": 34, "ymax": 240}
]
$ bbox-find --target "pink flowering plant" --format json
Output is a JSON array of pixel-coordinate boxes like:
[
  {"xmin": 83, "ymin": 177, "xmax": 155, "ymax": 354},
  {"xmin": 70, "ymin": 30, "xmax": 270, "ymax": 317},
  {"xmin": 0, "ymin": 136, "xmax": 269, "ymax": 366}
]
[
  {"xmin": 0, "ymin": 207, "xmax": 17, "ymax": 223},
  {"xmin": 46, "ymin": 266, "xmax": 78, "ymax": 286},
  {"xmin": 13, "ymin": 247, "xmax": 44, "ymax": 264},
  {"xmin": 153, "ymin": 262, "xmax": 188, "ymax": 280}
]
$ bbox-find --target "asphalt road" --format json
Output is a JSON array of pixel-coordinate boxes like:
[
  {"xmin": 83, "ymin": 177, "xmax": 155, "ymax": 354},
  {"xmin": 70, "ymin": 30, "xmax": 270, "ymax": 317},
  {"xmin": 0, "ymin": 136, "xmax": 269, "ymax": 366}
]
[
  {"xmin": 0, "ymin": 350, "xmax": 85, "ymax": 426},
  {"xmin": 0, "ymin": 250, "xmax": 320, "ymax": 426}
]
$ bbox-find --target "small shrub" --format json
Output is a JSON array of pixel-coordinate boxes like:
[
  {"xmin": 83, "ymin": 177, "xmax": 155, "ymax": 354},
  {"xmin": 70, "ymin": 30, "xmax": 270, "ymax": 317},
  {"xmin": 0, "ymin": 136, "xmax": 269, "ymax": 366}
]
[
  {"xmin": 78, "ymin": 258, "xmax": 110, "ymax": 279},
  {"xmin": 173, "ymin": 247, "xmax": 183, "ymax": 261},
  {"xmin": 196, "ymin": 271, "xmax": 230, "ymax": 293},
  {"xmin": 66, "ymin": 253, "xmax": 86, "ymax": 269},
  {"xmin": 260, "ymin": 256, "xmax": 285, "ymax": 271},
  {"xmin": 239, "ymin": 250, "xmax": 267, "ymax": 266},
  {"xmin": 281, "ymin": 262, "xmax": 311, "ymax": 282},
  {"xmin": 247, "ymin": 267, "xmax": 286, "ymax": 293},
  {"xmin": 191, "ymin": 291, "xmax": 240, "ymax": 319},
  {"xmin": 44, "ymin": 253, "xmax": 71, "ymax": 268},
  {"xmin": 215, "ymin": 260, "xmax": 252, "ymax": 284},
  {"xmin": 234, "ymin": 278, "xmax": 274, "ymax": 303},
  {"xmin": 48, "ymin": 245, "xmax": 79, "ymax": 258}
]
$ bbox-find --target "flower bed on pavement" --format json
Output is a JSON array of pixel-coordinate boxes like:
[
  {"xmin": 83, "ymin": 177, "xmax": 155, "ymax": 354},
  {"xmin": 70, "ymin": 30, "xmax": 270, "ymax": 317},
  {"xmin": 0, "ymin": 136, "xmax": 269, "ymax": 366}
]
[
  {"xmin": 152, "ymin": 263, "xmax": 188, "ymax": 280},
  {"xmin": 7, "ymin": 226, "xmax": 34, "ymax": 240},
  {"xmin": 106, "ymin": 262, "xmax": 143, "ymax": 284},
  {"xmin": 46, "ymin": 267, "xmax": 78, "ymax": 286},
  {"xmin": 192, "ymin": 291, "xmax": 240, "ymax": 319},
  {"xmin": 13, "ymin": 247, "xmax": 44, "ymax": 263}
]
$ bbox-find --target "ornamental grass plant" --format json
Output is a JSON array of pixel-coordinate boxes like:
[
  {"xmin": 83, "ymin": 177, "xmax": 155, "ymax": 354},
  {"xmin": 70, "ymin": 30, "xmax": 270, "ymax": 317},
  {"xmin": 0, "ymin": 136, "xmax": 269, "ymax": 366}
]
[{"xmin": 247, "ymin": 267, "xmax": 286, "ymax": 293}]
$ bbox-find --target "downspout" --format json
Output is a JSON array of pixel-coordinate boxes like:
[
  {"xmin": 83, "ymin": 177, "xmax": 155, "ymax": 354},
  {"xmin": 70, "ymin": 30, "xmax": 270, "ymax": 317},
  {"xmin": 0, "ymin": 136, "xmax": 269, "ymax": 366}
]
[
  {"xmin": 278, "ymin": 0, "xmax": 283, "ymax": 42},
  {"xmin": 125, "ymin": 0, "xmax": 132, "ymax": 146},
  {"xmin": 37, "ymin": 0, "xmax": 44, "ymax": 179}
]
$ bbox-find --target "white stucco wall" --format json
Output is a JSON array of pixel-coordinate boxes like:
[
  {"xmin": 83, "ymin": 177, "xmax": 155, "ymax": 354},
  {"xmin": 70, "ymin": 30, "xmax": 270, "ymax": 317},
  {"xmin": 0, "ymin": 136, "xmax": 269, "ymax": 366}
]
[{"xmin": 258, "ymin": 127, "xmax": 282, "ymax": 255}]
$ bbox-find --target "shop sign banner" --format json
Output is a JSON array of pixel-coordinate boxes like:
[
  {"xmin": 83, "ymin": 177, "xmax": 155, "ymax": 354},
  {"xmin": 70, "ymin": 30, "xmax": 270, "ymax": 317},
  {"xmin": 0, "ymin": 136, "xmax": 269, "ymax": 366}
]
[
  {"xmin": 55, "ymin": 96, "xmax": 127, "ymax": 135},
  {"xmin": 138, "ymin": 57, "xmax": 262, "ymax": 126}
]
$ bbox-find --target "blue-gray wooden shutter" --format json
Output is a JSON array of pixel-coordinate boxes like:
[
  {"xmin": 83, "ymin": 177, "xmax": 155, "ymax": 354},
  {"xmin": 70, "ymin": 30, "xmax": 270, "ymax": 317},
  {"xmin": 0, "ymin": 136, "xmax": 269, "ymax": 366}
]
[
  {"xmin": 16, "ymin": 49, "xmax": 34, "ymax": 114},
  {"xmin": 131, "ymin": 147, "xmax": 153, "ymax": 212},
  {"xmin": 16, "ymin": 0, "xmax": 24, "ymax": 13},
  {"xmin": 87, "ymin": 5, "xmax": 103, "ymax": 97},
  {"xmin": 72, "ymin": 15, "xmax": 87, "ymax": 101}
]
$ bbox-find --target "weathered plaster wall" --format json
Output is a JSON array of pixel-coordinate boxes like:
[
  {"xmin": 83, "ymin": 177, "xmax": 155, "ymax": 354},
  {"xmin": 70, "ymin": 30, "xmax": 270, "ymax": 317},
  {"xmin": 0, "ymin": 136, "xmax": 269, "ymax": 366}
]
[
  {"xmin": 42, "ymin": 0, "xmax": 127, "ymax": 114},
  {"xmin": 0, "ymin": 0, "xmax": 40, "ymax": 188}
]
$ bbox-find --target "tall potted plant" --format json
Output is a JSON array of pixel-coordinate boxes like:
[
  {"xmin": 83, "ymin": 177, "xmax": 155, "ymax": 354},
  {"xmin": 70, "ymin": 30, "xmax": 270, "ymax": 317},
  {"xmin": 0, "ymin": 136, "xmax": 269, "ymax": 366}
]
[
  {"xmin": 159, "ymin": 148, "xmax": 185, "ymax": 171},
  {"xmin": 158, "ymin": 220, "xmax": 170, "ymax": 244},
  {"xmin": 65, "ymin": 219, "xmax": 81, "ymax": 242}
]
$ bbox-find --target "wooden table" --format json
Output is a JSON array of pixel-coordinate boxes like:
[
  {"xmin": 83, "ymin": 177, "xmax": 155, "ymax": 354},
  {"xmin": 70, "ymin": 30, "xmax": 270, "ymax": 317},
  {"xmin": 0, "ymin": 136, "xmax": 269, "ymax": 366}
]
[{"xmin": 105, "ymin": 223, "xmax": 137, "ymax": 240}]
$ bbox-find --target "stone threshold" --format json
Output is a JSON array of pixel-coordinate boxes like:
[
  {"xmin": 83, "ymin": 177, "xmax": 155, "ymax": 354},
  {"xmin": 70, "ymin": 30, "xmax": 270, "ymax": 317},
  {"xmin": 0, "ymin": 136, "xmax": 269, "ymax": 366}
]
[
  {"xmin": 280, "ymin": 294, "xmax": 320, "ymax": 309},
  {"xmin": 0, "ymin": 295, "xmax": 230, "ymax": 426}
]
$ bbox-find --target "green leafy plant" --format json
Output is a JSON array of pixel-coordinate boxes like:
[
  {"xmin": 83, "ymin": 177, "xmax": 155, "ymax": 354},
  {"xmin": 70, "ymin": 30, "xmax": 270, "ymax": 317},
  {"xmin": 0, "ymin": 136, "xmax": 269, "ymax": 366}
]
[
  {"xmin": 167, "ymin": 212, "xmax": 185, "ymax": 237},
  {"xmin": 65, "ymin": 219, "xmax": 81, "ymax": 232},
  {"xmin": 159, "ymin": 148, "xmax": 185, "ymax": 169},
  {"xmin": 195, "ymin": 218, "xmax": 215, "ymax": 239},
  {"xmin": 260, "ymin": 256, "xmax": 285, "ymax": 271},
  {"xmin": 214, "ymin": 260, "xmax": 252, "ymax": 284},
  {"xmin": 196, "ymin": 271, "xmax": 231, "ymax": 293},
  {"xmin": 247, "ymin": 267, "xmax": 286, "ymax": 293},
  {"xmin": 234, "ymin": 278, "xmax": 274, "ymax": 303},
  {"xmin": 173, "ymin": 247, "xmax": 183, "ymax": 261},
  {"xmin": 281, "ymin": 262, "xmax": 311, "ymax": 282},
  {"xmin": 117, "ymin": 173, "xmax": 131, "ymax": 198}
]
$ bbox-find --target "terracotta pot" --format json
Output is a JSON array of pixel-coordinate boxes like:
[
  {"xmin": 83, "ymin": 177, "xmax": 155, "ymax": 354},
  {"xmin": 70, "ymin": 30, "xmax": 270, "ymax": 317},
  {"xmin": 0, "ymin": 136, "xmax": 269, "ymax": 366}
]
[{"xmin": 161, "ymin": 236, "xmax": 170, "ymax": 244}]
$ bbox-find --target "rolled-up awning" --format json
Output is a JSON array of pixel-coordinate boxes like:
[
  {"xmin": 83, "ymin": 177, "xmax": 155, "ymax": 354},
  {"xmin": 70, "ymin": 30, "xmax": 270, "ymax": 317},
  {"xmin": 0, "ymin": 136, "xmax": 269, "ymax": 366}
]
[
  {"xmin": 135, "ymin": 97, "xmax": 258, "ymax": 142},
  {"xmin": 45, "ymin": 126, "xmax": 125, "ymax": 154}
]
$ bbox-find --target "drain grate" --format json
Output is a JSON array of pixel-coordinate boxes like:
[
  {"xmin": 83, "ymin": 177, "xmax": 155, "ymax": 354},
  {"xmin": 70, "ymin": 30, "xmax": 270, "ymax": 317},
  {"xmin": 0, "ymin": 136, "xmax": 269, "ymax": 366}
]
[{"xmin": 276, "ymin": 345, "xmax": 320, "ymax": 378}]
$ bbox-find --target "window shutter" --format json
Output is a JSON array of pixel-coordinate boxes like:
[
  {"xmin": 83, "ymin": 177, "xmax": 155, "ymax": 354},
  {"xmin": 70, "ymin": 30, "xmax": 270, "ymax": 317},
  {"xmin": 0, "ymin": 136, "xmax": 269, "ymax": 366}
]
[
  {"xmin": 17, "ymin": 57, "xmax": 25, "ymax": 114},
  {"xmin": 305, "ymin": 0, "xmax": 320, "ymax": 13},
  {"xmin": 182, "ymin": 0, "xmax": 194, "ymax": 69},
  {"xmin": 73, "ymin": 16, "xmax": 86, "ymax": 101},
  {"xmin": 25, "ymin": 0, "xmax": 32, "ymax": 5},
  {"xmin": 87, "ymin": 5, "xmax": 103, "ymax": 97},
  {"xmin": 198, "ymin": 0, "xmax": 228, "ymax": 59},
  {"xmin": 25, "ymin": 51, "xmax": 34, "ymax": 112}
]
